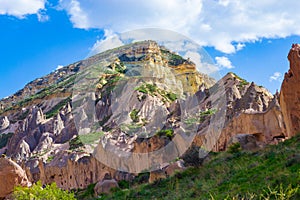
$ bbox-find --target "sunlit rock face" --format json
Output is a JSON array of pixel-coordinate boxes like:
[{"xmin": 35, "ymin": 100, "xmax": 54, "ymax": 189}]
[
  {"xmin": 0, "ymin": 157, "xmax": 31, "ymax": 198},
  {"xmin": 280, "ymin": 44, "xmax": 300, "ymax": 137},
  {"xmin": 0, "ymin": 39, "xmax": 293, "ymax": 193}
]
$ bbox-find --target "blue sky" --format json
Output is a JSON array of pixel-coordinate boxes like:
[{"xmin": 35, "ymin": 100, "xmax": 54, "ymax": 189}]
[{"xmin": 0, "ymin": 0, "xmax": 299, "ymax": 99}]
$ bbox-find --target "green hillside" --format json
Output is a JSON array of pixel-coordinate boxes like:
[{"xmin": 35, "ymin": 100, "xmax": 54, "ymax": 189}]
[{"xmin": 94, "ymin": 135, "xmax": 300, "ymax": 200}]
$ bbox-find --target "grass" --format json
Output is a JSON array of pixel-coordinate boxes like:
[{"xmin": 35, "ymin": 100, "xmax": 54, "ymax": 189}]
[
  {"xmin": 78, "ymin": 132, "xmax": 104, "ymax": 145},
  {"xmin": 96, "ymin": 134, "xmax": 300, "ymax": 200},
  {"xmin": 134, "ymin": 83, "xmax": 177, "ymax": 103},
  {"xmin": 156, "ymin": 129, "xmax": 174, "ymax": 139},
  {"xmin": 230, "ymin": 72, "xmax": 249, "ymax": 88},
  {"xmin": 69, "ymin": 136, "xmax": 84, "ymax": 150},
  {"xmin": 0, "ymin": 74, "xmax": 75, "ymax": 115},
  {"xmin": 184, "ymin": 109, "xmax": 217, "ymax": 125},
  {"xmin": 75, "ymin": 183, "xmax": 96, "ymax": 200},
  {"xmin": 161, "ymin": 49, "xmax": 186, "ymax": 66},
  {"xmin": 45, "ymin": 97, "xmax": 71, "ymax": 119},
  {"xmin": 69, "ymin": 132, "xmax": 103, "ymax": 150}
]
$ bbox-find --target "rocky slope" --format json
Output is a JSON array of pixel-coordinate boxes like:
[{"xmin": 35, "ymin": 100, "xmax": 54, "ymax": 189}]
[{"xmin": 0, "ymin": 41, "xmax": 296, "ymax": 197}]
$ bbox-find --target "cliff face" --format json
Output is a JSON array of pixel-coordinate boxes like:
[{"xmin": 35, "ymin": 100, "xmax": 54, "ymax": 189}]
[
  {"xmin": 0, "ymin": 40, "xmax": 293, "ymax": 193},
  {"xmin": 280, "ymin": 44, "xmax": 300, "ymax": 137},
  {"xmin": 193, "ymin": 72, "xmax": 286, "ymax": 152}
]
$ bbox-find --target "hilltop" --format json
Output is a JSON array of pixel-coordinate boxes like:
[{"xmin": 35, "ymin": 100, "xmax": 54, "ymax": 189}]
[{"xmin": 0, "ymin": 41, "xmax": 299, "ymax": 199}]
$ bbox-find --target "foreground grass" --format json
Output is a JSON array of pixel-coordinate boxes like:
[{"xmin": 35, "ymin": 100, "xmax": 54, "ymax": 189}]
[{"xmin": 95, "ymin": 135, "xmax": 300, "ymax": 200}]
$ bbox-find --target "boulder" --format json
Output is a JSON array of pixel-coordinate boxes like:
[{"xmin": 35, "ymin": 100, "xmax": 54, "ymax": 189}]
[
  {"xmin": 165, "ymin": 160, "xmax": 185, "ymax": 176},
  {"xmin": 149, "ymin": 169, "xmax": 166, "ymax": 183},
  {"xmin": 227, "ymin": 134, "xmax": 259, "ymax": 151},
  {"xmin": 94, "ymin": 179, "xmax": 119, "ymax": 195},
  {"xmin": 0, "ymin": 157, "xmax": 31, "ymax": 198}
]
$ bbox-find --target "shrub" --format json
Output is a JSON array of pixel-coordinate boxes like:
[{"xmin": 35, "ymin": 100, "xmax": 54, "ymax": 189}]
[
  {"xmin": 69, "ymin": 136, "xmax": 84, "ymax": 150},
  {"xmin": 13, "ymin": 181, "xmax": 76, "ymax": 200},
  {"xmin": 228, "ymin": 142, "xmax": 242, "ymax": 154},
  {"xmin": 156, "ymin": 129, "xmax": 174, "ymax": 139},
  {"xmin": 130, "ymin": 109, "xmax": 139, "ymax": 123},
  {"xmin": 166, "ymin": 92, "xmax": 177, "ymax": 101}
]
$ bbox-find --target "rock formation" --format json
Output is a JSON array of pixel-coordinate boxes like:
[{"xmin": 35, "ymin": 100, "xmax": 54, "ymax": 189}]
[
  {"xmin": 0, "ymin": 40, "xmax": 295, "ymax": 195},
  {"xmin": 0, "ymin": 157, "xmax": 31, "ymax": 198},
  {"xmin": 280, "ymin": 44, "xmax": 300, "ymax": 137},
  {"xmin": 94, "ymin": 179, "xmax": 119, "ymax": 195}
]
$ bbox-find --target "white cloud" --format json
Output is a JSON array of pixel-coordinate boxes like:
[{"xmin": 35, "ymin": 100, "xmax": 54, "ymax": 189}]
[
  {"xmin": 184, "ymin": 51, "xmax": 219, "ymax": 77},
  {"xmin": 59, "ymin": 0, "xmax": 90, "ymax": 29},
  {"xmin": 88, "ymin": 29, "xmax": 124, "ymax": 56},
  {"xmin": 0, "ymin": 0, "xmax": 46, "ymax": 18},
  {"xmin": 56, "ymin": 65, "xmax": 64, "ymax": 70},
  {"xmin": 58, "ymin": 0, "xmax": 300, "ymax": 54},
  {"xmin": 269, "ymin": 72, "xmax": 282, "ymax": 82},
  {"xmin": 236, "ymin": 43, "xmax": 245, "ymax": 51},
  {"xmin": 215, "ymin": 56, "xmax": 234, "ymax": 69},
  {"xmin": 37, "ymin": 10, "xmax": 49, "ymax": 22}
]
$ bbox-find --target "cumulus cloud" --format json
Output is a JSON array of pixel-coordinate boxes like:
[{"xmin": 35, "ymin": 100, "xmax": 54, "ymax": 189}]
[
  {"xmin": 88, "ymin": 29, "xmax": 124, "ymax": 56},
  {"xmin": 59, "ymin": 0, "xmax": 300, "ymax": 54},
  {"xmin": 59, "ymin": 0, "xmax": 90, "ymax": 29},
  {"xmin": 215, "ymin": 56, "xmax": 234, "ymax": 69},
  {"xmin": 269, "ymin": 72, "xmax": 282, "ymax": 82},
  {"xmin": 0, "ymin": 0, "xmax": 46, "ymax": 18}
]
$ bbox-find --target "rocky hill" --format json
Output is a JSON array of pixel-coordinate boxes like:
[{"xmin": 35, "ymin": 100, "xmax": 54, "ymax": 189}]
[{"xmin": 0, "ymin": 41, "xmax": 298, "ymax": 198}]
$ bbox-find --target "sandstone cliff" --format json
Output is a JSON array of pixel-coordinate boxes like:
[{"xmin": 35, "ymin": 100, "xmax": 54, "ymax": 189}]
[
  {"xmin": 0, "ymin": 40, "xmax": 292, "ymax": 194},
  {"xmin": 280, "ymin": 43, "xmax": 300, "ymax": 137}
]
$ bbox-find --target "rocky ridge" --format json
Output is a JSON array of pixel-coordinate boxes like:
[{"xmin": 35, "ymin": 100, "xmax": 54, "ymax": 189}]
[{"xmin": 0, "ymin": 41, "xmax": 297, "ymax": 197}]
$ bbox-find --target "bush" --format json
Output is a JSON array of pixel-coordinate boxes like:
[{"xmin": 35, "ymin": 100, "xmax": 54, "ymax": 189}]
[
  {"xmin": 13, "ymin": 181, "xmax": 76, "ymax": 200},
  {"xmin": 228, "ymin": 142, "xmax": 242, "ymax": 154},
  {"xmin": 156, "ymin": 129, "xmax": 174, "ymax": 139},
  {"xmin": 130, "ymin": 109, "xmax": 139, "ymax": 123}
]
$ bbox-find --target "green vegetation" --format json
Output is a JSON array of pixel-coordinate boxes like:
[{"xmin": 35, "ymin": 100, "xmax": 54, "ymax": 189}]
[
  {"xmin": 156, "ymin": 129, "xmax": 174, "ymax": 139},
  {"xmin": 69, "ymin": 132, "xmax": 103, "ymax": 150},
  {"xmin": 45, "ymin": 97, "xmax": 71, "ymax": 119},
  {"xmin": 46, "ymin": 155, "xmax": 55, "ymax": 163},
  {"xmin": 227, "ymin": 142, "xmax": 242, "ymax": 154},
  {"xmin": 0, "ymin": 132, "xmax": 14, "ymax": 148},
  {"xmin": 130, "ymin": 109, "xmax": 139, "ymax": 122},
  {"xmin": 75, "ymin": 183, "xmax": 96, "ymax": 200},
  {"xmin": 135, "ymin": 83, "xmax": 158, "ymax": 94},
  {"xmin": 17, "ymin": 109, "xmax": 30, "ymax": 120},
  {"xmin": 184, "ymin": 109, "xmax": 217, "ymax": 125},
  {"xmin": 120, "ymin": 123, "xmax": 143, "ymax": 136},
  {"xmin": 114, "ymin": 62, "xmax": 127, "ymax": 74},
  {"xmin": 101, "ymin": 74, "xmax": 124, "ymax": 97},
  {"xmin": 69, "ymin": 136, "xmax": 84, "ymax": 150},
  {"xmin": 97, "ymin": 134, "xmax": 300, "ymax": 200},
  {"xmin": 134, "ymin": 83, "xmax": 177, "ymax": 103},
  {"xmin": 161, "ymin": 49, "xmax": 186, "ymax": 66},
  {"xmin": 1, "ymin": 74, "xmax": 75, "ymax": 115},
  {"xmin": 78, "ymin": 132, "xmax": 104, "ymax": 145},
  {"xmin": 230, "ymin": 72, "xmax": 249, "ymax": 88},
  {"xmin": 13, "ymin": 181, "xmax": 76, "ymax": 200}
]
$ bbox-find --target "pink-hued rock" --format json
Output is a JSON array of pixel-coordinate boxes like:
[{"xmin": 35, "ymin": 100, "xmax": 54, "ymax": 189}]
[
  {"xmin": 0, "ymin": 157, "xmax": 31, "ymax": 198},
  {"xmin": 280, "ymin": 44, "xmax": 300, "ymax": 137}
]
